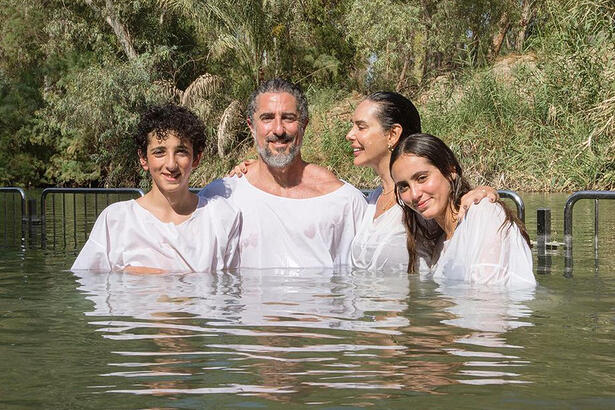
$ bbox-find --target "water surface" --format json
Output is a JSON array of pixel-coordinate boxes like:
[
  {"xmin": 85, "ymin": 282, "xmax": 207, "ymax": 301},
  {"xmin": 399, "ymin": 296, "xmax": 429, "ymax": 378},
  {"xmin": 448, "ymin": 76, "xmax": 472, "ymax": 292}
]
[{"xmin": 1, "ymin": 193, "xmax": 614, "ymax": 408}]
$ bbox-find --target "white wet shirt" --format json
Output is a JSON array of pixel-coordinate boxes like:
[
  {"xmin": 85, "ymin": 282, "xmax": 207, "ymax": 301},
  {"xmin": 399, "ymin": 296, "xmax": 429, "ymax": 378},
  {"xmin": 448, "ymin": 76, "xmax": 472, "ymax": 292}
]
[
  {"xmin": 71, "ymin": 197, "xmax": 241, "ymax": 272},
  {"xmin": 432, "ymin": 200, "xmax": 536, "ymax": 289},
  {"xmin": 350, "ymin": 186, "xmax": 434, "ymax": 272},
  {"xmin": 199, "ymin": 176, "xmax": 367, "ymax": 268}
]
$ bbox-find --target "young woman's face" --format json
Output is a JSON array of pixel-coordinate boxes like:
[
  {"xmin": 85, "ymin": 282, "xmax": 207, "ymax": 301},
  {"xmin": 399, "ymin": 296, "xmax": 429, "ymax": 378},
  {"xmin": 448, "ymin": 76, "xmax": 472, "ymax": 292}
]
[
  {"xmin": 139, "ymin": 131, "xmax": 200, "ymax": 193},
  {"xmin": 391, "ymin": 153, "xmax": 453, "ymax": 221},
  {"xmin": 345, "ymin": 100, "xmax": 390, "ymax": 169}
]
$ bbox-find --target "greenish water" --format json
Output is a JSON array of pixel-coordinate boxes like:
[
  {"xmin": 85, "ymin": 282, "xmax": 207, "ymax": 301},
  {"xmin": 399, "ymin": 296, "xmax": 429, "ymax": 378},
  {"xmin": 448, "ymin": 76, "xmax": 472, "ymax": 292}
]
[{"xmin": 1, "ymin": 193, "xmax": 614, "ymax": 408}]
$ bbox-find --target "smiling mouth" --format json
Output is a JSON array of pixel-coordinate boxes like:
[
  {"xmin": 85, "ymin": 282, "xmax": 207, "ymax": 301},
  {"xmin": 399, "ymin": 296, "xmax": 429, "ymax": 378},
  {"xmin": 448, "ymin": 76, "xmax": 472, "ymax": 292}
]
[
  {"xmin": 162, "ymin": 172, "xmax": 180, "ymax": 181},
  {"xmin": 266, "ymin": 134, "xmax": 294, "ymax": 144},
  {"xmin": 415, "ymin": 198, "xmax": 430, "ymax": 211}
]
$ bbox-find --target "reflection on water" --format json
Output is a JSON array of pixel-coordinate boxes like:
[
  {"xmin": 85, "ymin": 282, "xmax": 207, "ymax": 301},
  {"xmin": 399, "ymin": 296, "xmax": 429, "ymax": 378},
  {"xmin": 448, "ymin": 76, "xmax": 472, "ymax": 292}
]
[
  {"xmin": 434, "ymin": 280, "xmax": 535, "ymax": 385},
  {"xmin": 73, "ymin": 268, "xmax": 536, "ymax": 399},
  {"xmin": 2, "ymin": 244, "xmax": 614, "ymax": 408}
]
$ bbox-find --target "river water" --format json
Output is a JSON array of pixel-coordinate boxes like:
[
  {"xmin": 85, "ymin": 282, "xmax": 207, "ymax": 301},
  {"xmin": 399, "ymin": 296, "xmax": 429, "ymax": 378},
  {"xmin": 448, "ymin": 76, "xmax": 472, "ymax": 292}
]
[{"xmin": 0, "ymin": 193, "xmax": 614, "ymax": 408}]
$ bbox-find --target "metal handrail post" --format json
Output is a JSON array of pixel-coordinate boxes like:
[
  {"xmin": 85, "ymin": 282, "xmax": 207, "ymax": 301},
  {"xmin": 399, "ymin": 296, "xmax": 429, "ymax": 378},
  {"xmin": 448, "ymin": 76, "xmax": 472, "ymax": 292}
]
[
  {"xmin": 497, "ymin": 190, "xmax": 525, "ymax": 223},
  {"xmin": 0, "ymin": 187, "xmax": 26, "ymax": 216},
  {"xmin": 0, "ymin": 187, "xmax": 27, "ymax": 241},
  {"xmin": 563, "ymin": 190, "xmax": 615, "ymax": 276}
]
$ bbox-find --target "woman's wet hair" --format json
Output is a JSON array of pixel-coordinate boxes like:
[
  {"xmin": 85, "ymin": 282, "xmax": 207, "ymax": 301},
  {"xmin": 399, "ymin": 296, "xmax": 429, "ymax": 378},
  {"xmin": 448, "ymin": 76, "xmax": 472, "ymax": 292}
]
[
  {"xmin": 365, "ymin": 91, "xmax": 421, "ymax": 138},
  {"xmin": 389, "ymin": 133, "xmax": 530, "ymax": 273},
  {"xmin": 134, "ymin": 104, "xmax": 206, "ymax": 158}
]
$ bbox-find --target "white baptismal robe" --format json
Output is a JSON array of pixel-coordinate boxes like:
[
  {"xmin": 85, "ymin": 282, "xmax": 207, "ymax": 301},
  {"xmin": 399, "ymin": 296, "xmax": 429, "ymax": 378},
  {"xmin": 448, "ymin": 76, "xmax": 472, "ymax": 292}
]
[
  {"xmin": 71, "ymin": 197, "xmax": 241, "ymax": 272},
  {"xmin": 432, "ymin": 200, "xmax": 536, "ymax": 288},
  {"xmin": 350, "ymin": 187, "xmax": 433, "ymax": 272},
  {"xmin": 199, "ymin": 176, "xmax": 367, "ymax": 268}
]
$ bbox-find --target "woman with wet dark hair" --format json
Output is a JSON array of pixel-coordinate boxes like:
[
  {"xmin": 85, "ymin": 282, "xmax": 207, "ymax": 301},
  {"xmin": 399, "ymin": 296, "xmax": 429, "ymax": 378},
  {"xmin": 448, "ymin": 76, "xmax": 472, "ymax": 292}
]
[
  {"xmin": 72, "ymin": 104, "xmax": 241, "ymax": 273},
  {"xmin": 346, "ymin": 92, "xmax": 497, "ymax": 271},
  {"xmin": 390, "ymin": 133, "xmax": 535, "ymax": 288}
]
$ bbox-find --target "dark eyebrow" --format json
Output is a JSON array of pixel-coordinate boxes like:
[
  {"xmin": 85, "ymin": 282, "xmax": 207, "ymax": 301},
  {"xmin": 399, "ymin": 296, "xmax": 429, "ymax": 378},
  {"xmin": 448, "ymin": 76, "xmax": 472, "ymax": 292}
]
[{"xmin": 410, "ymin": 170, "xmax": 430, "ymax": 180}]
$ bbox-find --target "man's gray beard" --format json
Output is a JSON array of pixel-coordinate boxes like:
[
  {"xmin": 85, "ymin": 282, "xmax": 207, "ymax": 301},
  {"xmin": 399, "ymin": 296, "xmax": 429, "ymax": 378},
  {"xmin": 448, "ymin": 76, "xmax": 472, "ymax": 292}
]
[{"xmin": 257, "ymin": 141, "xmax": 301, "ymax": 168}]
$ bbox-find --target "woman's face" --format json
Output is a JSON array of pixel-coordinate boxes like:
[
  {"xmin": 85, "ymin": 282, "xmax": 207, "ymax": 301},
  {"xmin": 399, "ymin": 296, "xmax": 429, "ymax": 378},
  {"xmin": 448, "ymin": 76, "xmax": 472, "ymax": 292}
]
[
  {"xmin": 391, "ymin": 153, "xmax": 453, "ymax": 221},
  {"xmin": 346, "ymin": 100, "xmax": 391, "ymax": 169},
  {"xmin": 139, "ymin": 131, "xmax": 201, "ymax": 194}
]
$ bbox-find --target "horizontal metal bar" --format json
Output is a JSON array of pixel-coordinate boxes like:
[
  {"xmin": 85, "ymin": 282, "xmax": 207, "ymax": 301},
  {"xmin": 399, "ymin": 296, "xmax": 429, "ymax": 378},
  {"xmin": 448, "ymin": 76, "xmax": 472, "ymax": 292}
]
[{"xmin": 40, "ymin": 187, "xmax": 146, "ymax": 198}]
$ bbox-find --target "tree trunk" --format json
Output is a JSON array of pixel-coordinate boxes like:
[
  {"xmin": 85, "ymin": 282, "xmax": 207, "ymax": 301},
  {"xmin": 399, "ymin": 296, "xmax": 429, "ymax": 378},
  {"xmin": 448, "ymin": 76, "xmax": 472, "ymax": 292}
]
[
  {"xmin": 488, "ymin": 11, "xmax": 511, "ymax": 62},
  {"xmin": 516, "ymin": 0, "xmax": 535, "ymax": 52},
  {"xmin": 395, "ymin": 58, "xmax": 409, "ymax": 92},
  {"xmin": 418, "ymin": 0, "xmax": 432, "ymax": 79},
  {"xmin": 84, "ymin": 0, "xmax": 138, "ymax": 60}
]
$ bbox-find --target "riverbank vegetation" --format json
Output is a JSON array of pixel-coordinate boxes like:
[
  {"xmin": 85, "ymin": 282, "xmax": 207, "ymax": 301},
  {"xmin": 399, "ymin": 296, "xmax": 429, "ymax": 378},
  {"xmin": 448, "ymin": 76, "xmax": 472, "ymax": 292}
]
[{"xmin": 1, "ymin": 0, "xmax": 613, "ymax": 191}]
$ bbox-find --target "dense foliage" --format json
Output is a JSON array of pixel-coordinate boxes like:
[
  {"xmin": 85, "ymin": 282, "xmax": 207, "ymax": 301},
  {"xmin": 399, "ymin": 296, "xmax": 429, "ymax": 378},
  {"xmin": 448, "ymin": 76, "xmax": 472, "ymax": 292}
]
[{"xmin": 1, "ymin": 0, "xmax": 613, "ymax": 191}]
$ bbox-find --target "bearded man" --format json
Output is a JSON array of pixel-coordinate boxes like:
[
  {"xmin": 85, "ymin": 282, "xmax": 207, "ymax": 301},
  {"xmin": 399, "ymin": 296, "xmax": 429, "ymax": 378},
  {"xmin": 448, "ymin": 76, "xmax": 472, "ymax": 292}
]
[{"xmin": 199, "ymin": 78, "xmax": 366, "ymax": 268}]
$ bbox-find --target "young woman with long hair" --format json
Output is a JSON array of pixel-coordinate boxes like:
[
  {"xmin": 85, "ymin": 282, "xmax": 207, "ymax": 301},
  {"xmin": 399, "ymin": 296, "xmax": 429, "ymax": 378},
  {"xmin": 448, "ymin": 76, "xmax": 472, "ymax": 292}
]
[{"xmin": 390, "ymin": 133, "xmax": 535, "ymax": 288}]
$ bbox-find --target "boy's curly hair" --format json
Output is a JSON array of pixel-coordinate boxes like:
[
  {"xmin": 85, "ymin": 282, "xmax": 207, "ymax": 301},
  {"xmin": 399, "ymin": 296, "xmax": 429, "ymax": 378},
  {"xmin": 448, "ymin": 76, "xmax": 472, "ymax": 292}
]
[{"xmin": 134, "ymin": 104, "xmax": 206, "ymax": 157}]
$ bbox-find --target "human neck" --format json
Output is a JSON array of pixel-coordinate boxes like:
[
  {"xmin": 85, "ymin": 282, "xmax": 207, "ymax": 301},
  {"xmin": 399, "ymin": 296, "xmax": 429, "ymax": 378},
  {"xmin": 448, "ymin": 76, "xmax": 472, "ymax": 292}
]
[
  {"xmin": 434, "ymin": 205, "xmax": 458, "ymax": 240},
  {"xmin": 143, "ymin": 184, "xmax": 197, "ymax": 219},
  {"xmin": 373, "ymin": 154, "xmax": 395, "ymax": 195},
  {"xmin": 252, "ymin": 154, "xmax": 307, "ymax": 189}
]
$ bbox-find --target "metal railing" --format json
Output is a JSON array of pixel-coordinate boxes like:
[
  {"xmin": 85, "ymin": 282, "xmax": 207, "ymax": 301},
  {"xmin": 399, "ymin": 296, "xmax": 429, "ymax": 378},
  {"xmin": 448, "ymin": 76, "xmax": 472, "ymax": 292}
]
[
  {"xmin": 0, "ymin": 187, "xmax": 27, "ymax": 246},
  {"xmin": 563, "ymin": 190, "xmax": 615, "ymax": 275},
  {"xmin": 498, "ymin": 190, "xmax": 525, "ymax": 223},
  {"xmin": 40, "ymin": 188, "xmax": 145, "ymax": 249},
  {"xmin": 7, "ymin": 186, "xmax": 614, "ymax": 276}
]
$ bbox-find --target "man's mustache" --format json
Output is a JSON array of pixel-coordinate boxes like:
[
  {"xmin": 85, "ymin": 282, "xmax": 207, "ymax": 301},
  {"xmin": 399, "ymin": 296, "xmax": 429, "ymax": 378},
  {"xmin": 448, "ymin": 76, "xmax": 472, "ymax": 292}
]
[{"xmin": 266, "ymin": 133, "xmax": 294, "ymax": 143}]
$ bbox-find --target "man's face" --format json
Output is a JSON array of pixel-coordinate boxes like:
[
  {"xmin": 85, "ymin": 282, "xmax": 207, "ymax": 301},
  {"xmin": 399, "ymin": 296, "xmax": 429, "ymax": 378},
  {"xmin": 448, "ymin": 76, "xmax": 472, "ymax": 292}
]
[{"xmin": 248, "ymin": 92, "xmax": 305, "ymax": 168}]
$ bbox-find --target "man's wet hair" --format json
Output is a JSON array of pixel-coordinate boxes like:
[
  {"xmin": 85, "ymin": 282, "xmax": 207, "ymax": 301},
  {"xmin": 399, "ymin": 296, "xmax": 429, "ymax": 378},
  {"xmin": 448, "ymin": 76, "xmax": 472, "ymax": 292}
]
[
  {"xmin": 134, "ymin": 104, "xmax": 206, "ymax": 157},
  {"xmin": 247, "ymin": 78, "xmax": 309, "ymax": 126}
]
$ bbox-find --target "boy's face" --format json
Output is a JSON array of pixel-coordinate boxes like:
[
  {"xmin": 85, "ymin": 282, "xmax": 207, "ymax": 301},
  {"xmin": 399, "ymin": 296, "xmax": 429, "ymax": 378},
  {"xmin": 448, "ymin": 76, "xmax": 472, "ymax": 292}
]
[{"xmin": 139, "ymin": 131, "xmax": 201, "ymax": 193}]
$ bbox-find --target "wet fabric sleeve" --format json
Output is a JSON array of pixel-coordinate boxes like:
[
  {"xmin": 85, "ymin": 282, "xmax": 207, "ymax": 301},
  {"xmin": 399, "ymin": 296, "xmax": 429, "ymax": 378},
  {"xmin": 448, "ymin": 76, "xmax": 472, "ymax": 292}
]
[
  {"xmin": 461, "ymin": 201, "xmax": 535, "ymax": 287},
  {"xmin": 71, "ymin": 209, "xmax": 112, "ymax": 271},
  {"xmin": 224, "ymin": 208, "xmax": 242, "ymax": 269},
  {"xmin": 434, "ymin": 201, "xmax": 535, "ymax": 288}
]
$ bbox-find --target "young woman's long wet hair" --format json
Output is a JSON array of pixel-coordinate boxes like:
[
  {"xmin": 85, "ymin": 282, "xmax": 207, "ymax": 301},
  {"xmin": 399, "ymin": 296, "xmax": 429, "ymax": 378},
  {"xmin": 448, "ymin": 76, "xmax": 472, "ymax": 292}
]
[{"xmin": 389, "ymin": 133, "xmax": 531, "ymax": 273}]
